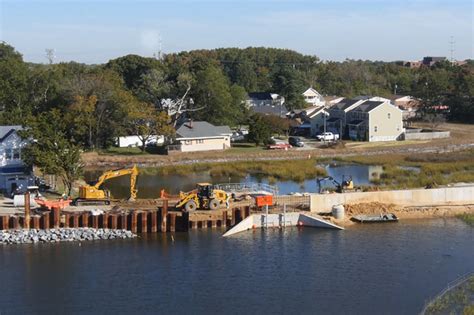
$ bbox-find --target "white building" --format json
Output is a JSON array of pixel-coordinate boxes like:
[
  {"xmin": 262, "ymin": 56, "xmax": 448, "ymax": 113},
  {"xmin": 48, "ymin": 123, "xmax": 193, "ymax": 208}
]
[
  {"xmin": 302, "ymin": 87, "xmax": 326, "ymax": 106},
  {"xmin": 0, "ymin": 126, "xmax": 34, "ymax": 194},
  {"xmin": 170, "ymin": 121, "xmax": 232, "ymax": 153},
  {"xmin": 116, "ymin": 135, "xmax": 165, "ymax": 148}
]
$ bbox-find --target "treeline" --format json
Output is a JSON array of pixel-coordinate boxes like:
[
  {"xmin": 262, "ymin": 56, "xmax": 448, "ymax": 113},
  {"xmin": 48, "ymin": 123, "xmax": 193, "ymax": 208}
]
[{"xmin": 0, "ymin": 43, "xmax": 473, "ymax": 150}]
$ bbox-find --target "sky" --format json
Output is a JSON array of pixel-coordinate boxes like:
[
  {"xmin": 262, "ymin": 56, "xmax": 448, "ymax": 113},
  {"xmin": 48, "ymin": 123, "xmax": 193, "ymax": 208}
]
[{"xmin": 0, "ymin": 0, "xmax": 473, "ymax": 64}]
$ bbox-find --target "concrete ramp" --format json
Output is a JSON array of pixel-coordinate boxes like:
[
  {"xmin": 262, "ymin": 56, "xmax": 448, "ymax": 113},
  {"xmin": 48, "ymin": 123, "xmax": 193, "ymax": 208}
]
[{"xmin": 223, "ymin": 212, "xmax": 343, "ymax": 237}]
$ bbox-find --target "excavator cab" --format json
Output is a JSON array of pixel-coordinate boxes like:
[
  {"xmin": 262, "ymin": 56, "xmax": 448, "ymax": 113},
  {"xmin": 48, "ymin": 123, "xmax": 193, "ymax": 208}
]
[
  {"xmin": 197, "ymin": 183, "xmax": 213, "ymax": 199},
  {"xmin": 341, "ymin": 175, "xmax": 354, "ymax": 190}
]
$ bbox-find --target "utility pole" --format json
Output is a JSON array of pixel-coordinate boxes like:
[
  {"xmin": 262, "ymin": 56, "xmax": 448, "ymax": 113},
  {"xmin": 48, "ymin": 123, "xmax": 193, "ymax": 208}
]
[{"xmin": 45, "ymin": 48, "xmax": 55, "ymax": 64}]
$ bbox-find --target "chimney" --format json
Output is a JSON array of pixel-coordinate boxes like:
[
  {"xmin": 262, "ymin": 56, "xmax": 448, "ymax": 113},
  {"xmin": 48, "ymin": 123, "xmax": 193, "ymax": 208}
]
[{"xmin": 187, "ymin": 119, "xmax": 193, "ymax": 128}]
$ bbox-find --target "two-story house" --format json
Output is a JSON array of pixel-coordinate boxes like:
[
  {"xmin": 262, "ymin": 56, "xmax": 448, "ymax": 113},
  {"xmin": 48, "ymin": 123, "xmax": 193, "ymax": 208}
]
[
  {"xmin": 326, "ymin": 98, "xmax": 366, "ymax": 137},
  {"xmin": 346, "ymin": 101, "xmax": 404, "ymax": 142},
  {"xmin": 302, "ymin": 87, "xmax": 325, "ymax": 106},
  {"xmin": 0, "ymin": 126, "xmax": 34, "ymax": 195}
]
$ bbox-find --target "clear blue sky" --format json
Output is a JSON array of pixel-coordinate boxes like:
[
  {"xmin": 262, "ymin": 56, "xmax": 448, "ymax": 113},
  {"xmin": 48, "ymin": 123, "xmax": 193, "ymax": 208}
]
[{"xmin": 1, "ymin": 0, "xmax": 472, "ymax": 64}]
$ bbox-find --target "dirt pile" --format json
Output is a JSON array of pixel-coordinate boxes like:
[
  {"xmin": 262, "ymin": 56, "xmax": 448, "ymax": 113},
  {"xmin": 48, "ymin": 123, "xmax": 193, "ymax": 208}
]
[{"xmin": 344, "ymin": 202, "xmax": 400, "ymax": 216}]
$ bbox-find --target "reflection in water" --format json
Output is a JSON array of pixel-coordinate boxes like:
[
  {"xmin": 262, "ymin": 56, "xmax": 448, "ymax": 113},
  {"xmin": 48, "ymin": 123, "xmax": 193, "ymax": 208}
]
[
  {"xmin": 84, "ymin": 164, "xmax": 385, "ymax": 199},
  {"xmin": 0, "ymin": 219, "xmax": 473, "ymax": 314}
]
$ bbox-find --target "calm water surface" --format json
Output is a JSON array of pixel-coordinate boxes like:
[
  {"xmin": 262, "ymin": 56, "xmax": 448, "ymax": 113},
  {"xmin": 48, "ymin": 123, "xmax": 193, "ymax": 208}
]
[
  {"xmin": 0, "ymin": 218, "xmax": 472, "ymax": 314},
  {"xmin": 85, "ymin": 164, "xmax": 384, "ymax": 198}
]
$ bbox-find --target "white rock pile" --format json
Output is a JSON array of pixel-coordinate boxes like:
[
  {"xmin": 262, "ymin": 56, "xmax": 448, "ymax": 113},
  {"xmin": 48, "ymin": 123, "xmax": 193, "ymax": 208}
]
[{"xmin": 0, "ymin": 228, "xmax": 136, "ymax": 245}]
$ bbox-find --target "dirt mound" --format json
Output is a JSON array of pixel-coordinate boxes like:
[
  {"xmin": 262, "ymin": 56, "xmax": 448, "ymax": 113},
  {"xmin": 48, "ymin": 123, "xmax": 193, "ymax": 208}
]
[{"xmin": 344, "ymin": 202, "xmax": 399, "ymax": 216}]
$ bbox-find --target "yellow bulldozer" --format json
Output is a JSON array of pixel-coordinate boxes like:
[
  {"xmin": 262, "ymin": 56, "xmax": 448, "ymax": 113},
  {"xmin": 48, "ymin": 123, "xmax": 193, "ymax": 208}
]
[
  {"xmin": 176, "ymin": 183, "xmax": 229, "ymax": 212},
  {"xmin": 73, "ymin": 165, "xmax": 138, "ymax": 206}
]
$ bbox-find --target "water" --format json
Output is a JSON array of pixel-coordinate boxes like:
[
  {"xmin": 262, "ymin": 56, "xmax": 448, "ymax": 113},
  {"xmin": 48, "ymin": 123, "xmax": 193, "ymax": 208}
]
[
  {"xmin": 1, "ymin": 219, "xmax": 472, "ymax": 314},
  {"xmin": 85, "ymin": 164, "xmax": 384, "ymax": 199}
]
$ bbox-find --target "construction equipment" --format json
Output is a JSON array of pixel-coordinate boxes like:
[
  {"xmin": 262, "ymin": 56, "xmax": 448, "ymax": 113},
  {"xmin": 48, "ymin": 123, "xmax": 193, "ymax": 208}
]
[
  {"xmin": 175, "ymin": 183, "xmax": 229, "ymax": 212},
  {"xmin": 317, "ymin": 175, "xmax": 354, "ymax": 193},
  {"xmin": 73, "ymin": 165, "xmax": 138, "ymax": 206}
]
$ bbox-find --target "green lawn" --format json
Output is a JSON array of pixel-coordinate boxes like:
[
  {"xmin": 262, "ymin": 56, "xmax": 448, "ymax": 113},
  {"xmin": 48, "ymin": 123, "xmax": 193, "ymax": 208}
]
[{"xmin": 226, "ymin": 143, "xmax": 266, "ymax": 154}]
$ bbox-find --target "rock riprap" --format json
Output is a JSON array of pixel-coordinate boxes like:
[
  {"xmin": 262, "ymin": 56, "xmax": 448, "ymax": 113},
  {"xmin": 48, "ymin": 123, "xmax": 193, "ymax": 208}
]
[{"xmin": 0, "ymin": 228, "xmax": 136, "ymax": 245}]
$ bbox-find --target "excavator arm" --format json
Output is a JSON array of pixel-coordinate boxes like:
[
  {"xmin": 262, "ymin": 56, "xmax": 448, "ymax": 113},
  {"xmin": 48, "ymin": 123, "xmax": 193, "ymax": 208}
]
[{"xmin": 93, "ymin": 165, "xmax": 139, "ymax": 200}]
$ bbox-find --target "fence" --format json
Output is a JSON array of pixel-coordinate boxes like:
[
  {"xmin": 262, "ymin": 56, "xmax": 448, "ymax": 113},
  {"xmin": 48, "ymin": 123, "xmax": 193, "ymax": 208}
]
[
  {"xmin": 214, "ymin": 183, "xmax": 279, "ymax": 196},
  {"xmin": 420, "ymin": 271, "xmax": 474, "ymax": 315}
]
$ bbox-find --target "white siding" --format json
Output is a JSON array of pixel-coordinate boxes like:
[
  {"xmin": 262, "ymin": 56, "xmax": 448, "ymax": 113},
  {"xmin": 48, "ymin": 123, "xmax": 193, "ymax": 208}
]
[{"xmin": 178, "ymin": 137, "xmax": 230, "ymax": 152}]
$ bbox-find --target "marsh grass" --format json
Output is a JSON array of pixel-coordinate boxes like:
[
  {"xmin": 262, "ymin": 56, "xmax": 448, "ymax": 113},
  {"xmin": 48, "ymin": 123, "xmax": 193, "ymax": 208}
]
[
  {"xmin": 144, "ymin": 159, "xmax": 326, "ymax": 182},
  {"xmin": 457, "ymin": 213, "xmax": 474, "ymax": 226},
  {"xmin": 337, "ymin": 150, "xmax": 474, "ymax": 189}
]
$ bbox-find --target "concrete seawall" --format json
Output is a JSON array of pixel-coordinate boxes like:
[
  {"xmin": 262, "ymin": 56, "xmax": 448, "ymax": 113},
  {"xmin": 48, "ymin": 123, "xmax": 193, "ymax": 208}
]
[{"xmin": 310, "ymin": 185, "xmax": 474, "ymax": 212}]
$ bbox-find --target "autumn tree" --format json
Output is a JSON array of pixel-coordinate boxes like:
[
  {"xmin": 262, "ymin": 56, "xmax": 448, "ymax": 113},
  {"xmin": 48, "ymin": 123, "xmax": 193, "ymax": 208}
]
[{"xmin": 127, "ymin": 102, "xmax": 175, "ymax": 151}]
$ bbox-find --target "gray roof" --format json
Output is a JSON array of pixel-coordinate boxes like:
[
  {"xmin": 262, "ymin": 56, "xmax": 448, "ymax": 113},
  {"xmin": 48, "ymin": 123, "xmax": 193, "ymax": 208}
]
[
  {"xmin": 351, "ymin": 101, "xmax": 384, "ymax": 113},
  {"xmin": 331, "ymin": 98, "xmax": 361, "ymax": 111},
  {"xmin": 251, "ymin": 105, "xmax": 288, "ymax": 117},
  {"xmin": 0, "ymin": 125, "xmax": 22, "ymax": 142},
  {"xmin": 176, "ymin": 121, "xmax": 231, "ymax": 139}
]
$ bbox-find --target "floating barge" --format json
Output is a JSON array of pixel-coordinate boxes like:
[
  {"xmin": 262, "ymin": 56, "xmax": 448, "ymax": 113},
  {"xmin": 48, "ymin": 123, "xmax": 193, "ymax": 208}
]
[{"xmin": 351, "ymin": 213, "xmax": 399, "ymax": 223}]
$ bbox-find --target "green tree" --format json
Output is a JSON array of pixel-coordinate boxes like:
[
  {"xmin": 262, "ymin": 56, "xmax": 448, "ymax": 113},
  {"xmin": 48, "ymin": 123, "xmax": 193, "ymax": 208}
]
[
  {"xmin": 192, "ymin": 65, "xmax": 240, "ymax": 126},
  {"xmin": 21, "ymin": 110, "xmax": 83, "ymax": 196},
  {"xmin": 0, "ymin": 42, "xmax": 30, "ymax": 123},
  {"xmin": 248, "ymin": 114, "xmax": 273, "ymax": 146}
]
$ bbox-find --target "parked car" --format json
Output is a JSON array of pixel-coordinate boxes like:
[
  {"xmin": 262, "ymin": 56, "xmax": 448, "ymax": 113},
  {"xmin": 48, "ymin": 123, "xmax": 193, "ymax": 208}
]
[
  {"xmin": 288, "ymin": 136, "xmax": 305, "ymax": 147},
  {"xmin": 316, "ymin": 132, "xmax": 340, "ymax": 141},
  {"xmin": 267, "ymin": 143, "xmax": 292, "ymax": 150}
]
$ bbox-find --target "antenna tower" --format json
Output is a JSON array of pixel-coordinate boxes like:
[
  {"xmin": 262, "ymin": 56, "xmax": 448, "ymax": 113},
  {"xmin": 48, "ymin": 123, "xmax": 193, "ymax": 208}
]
[
  {"xmin": 45, "ymin": 48, "xmax": 55, "ymax": 64},
  {"xmin": 449, "ymin": 36, "xmax": 455, "ymax": 63}
]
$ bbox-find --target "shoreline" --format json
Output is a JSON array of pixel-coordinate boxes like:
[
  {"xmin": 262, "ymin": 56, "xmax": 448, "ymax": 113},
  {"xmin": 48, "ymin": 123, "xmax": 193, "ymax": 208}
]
[
  {"xmin": 82, "ymin": 142, "xmax": 474, "ymax": 168},
  {"xmin": 332, "ymin": 203, "xmax": 474, "ymax": 227}
]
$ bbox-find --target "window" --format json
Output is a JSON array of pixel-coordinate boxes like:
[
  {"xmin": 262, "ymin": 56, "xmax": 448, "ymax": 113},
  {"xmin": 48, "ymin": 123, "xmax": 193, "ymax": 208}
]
[
  {"xmin": 197, "ymin": 139, "xmax": 204, "ymax": 144},
  {"xmin": 13, "ymin": 148, "xmax": 20, "ymax": 160},
  {"xmin": 374, "ymin": 126, "xmax": 378, "ymax": 132},
  {"xmin": 388, "ymin": 113, "xmax": 391, "ymax": 119},
  {"xmin": 5, "ymin": 148, "xmax": 12, "ymax": 160}
]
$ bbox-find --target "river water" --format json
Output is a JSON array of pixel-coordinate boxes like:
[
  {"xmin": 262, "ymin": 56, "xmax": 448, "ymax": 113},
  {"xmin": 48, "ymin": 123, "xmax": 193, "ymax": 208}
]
[
  {"xmin": 1, "ymin": 218, "xmax": 472, "ymax": 314},
  {"xmin": 85, "ymin": 164, "xmax": 384, "ymax": 199}
]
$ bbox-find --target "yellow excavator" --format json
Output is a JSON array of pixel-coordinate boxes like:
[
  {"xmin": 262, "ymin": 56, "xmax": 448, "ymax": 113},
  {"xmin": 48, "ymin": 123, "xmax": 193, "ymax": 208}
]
[{"xmin": 73, "ymin": 165, "xmax": 139, "ymax": 206}]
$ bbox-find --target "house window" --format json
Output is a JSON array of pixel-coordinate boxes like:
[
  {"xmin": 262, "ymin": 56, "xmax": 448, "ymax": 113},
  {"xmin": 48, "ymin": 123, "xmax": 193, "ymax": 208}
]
[
  {"xmin": 184, "ymin": 140, "xmax": 192, "ymax": 145},
  {"xmin": 197, "ymin": 139, "xmax": 204, "ymax": 144},
  {"xmin": 13, "ymin": 148, "xmax": 20, "ymax": 160},
  {"xmin": 388, "ymin": 113, "xmax": 391, "ymax": 119},
  {"xmin": 374, "ymin": 126, "xmax": 378, "ymax": 132},
  {"xmin": 5, "ymin": 148, "xmax": 12, "ymax": 160}
]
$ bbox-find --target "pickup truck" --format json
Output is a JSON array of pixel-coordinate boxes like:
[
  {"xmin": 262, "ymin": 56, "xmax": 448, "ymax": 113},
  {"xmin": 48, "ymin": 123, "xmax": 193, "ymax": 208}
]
[{"xmin": 316, "ymin": 132, "xmax": 340, "ymax": 141}]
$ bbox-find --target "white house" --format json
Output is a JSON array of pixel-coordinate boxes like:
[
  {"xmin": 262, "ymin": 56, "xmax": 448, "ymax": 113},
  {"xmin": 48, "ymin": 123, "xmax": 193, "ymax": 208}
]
[
  {"xmin": 170, "ymin": 121, "xmax": 232, "ymax": 153},
  {"xmin": 0, "ymin": 126, "xmax": 34, "ymax": 194},
  {"xmin": 302, "ymin": 87, "xmax": 325, "ymax": 106},
  {"xmin": 116, "ymin": 135, "xmax": 165, "ymax": 148}
]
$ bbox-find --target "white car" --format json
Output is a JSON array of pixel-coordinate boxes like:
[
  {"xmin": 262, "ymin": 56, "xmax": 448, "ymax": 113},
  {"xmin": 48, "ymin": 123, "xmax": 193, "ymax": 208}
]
[{"xmin": 316, "ymin": 132, "xmax": 340, "ymax": 141}]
